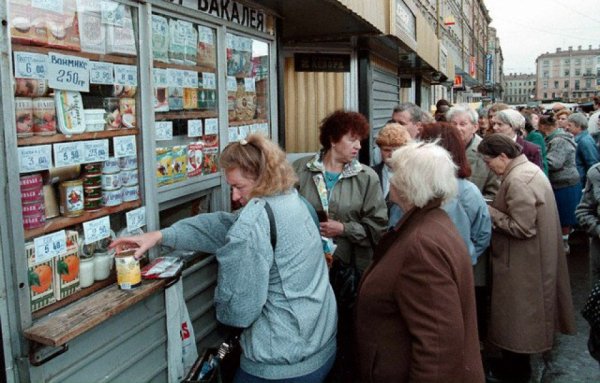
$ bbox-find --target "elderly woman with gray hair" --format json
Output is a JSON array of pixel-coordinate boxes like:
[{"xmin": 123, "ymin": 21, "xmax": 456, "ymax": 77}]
[
  {"xmin": 355, "ymin": 141, "xmax": 484, "ymax": 382},
  {"xmin": 565, "ymin": 112, "xmax": 599, "ymax": 186},
  {"xmin": 490, "ymin": 108, "xmax": 543, "ymax": 169}
]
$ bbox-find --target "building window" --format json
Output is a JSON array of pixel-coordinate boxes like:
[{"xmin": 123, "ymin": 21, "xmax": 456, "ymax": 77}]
[
  {"xmin": 543, "ymin": 60, "xmax": 549, "ymax": 66},
  {"xmin": 564, "ymin": 58, "xmax": 570, "ymax": 65},
  {"xmin": 575, "ymin": 80, "xmax": 580, "ymax": 90},
  {"xmin": 564, "ymin": 69, "xmax": 570, "ymax": 76},
  {"xmin": 554, "ymin": 81, "xmax": 559, "ymax": 88},
  {"xmin": 575, "ymin": 58, "xmax": 581, "ymax": 66},
  {"xmin": 575, "ymin": 68, "xmax": 581, "ymax": 76},
  {"xmin": 564, "ymin": 80, "xmax": 569, "ymax": 88},
  {"xmin": 544, "ymin": 92, "xmax": 547, "ymax": 99},
  {"xmin": 586, "ymin": 79, "xmax": 592, "ymax": 89},
  {"xmin": 543, "ymin": 80, "xmax": 548, "ymax": 88},
  {"xmin": 586, "ymin": 68, "xmax": 593, "ymax": 75},
  {"xmin": 543, "ymin": 70, "xmax": 549, "ymax": 78}
]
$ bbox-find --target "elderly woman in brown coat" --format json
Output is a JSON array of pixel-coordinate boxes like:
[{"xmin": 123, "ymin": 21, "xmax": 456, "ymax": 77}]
[
  {"xmin": 477, "ymin": 134, "xmax": 576, "ymax": 382},
  {"xmin": 355, "ymin": 141, "xmax": 484, "ymax": 383}
]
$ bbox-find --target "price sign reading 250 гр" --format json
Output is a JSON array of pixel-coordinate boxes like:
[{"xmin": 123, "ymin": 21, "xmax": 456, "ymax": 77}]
[
  {"xmin": 113, "ymin": 136, "xmax": 137, "ymax": 158},
  {"xmin": 47, "ymin": 52, "xmax": 90, "ymax": 92}
]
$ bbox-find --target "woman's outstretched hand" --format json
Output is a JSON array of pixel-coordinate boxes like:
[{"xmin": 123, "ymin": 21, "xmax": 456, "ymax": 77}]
[{"xmin": 109, "ymin": 231, "xmax": 163, "ymax": 259}]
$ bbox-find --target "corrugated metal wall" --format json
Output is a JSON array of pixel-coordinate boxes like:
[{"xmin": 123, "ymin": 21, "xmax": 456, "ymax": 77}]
[
  {"xmin": 283, "ymin": 57, "xmax": 345, "ymax": 153},
  {"xmin": 369, "ymin": 58, "xmax": 400, "ymax": 165}
]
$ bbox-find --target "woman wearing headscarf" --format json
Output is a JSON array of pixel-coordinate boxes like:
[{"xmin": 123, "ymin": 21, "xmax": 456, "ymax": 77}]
[{"xmin": 478, "ymin": 134, "xmax": 576, "ymax": 382}]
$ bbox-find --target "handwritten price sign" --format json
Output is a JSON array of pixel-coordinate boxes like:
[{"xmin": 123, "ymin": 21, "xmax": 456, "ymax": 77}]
[
  {"xmin": 114, "ymin": 64, "xmax": 137, "ymax": 86},
  {"xmin": 188, "ymin": 120, "xmax": 203, "ymax": 137},
  {"xmin": 90, "ymin": 61, "xmax": 114, "ymax": 85},
  {"xmin": 47, "ymin": 52, "xmax": 90, "ymax": 92},
  {"xmin": 34, "ymin": 230, "xmax": 67, "ymax": 264},
  {"xmin": 54, "ymin": 142, "xmax": 84, "ymax": 168},
  {"xmin": 113, "ymin": 135, "xmax": 137, "ymax": 158},
  {"xmin": 204, "ymin": 118, "xmax": 219, "ymax": 135},
  {"xmin": 156, "ymin": 121, "xmax": 173, "ymax": 141},
  {"xmin": 14, "ymin": 52, "xmax": 48, "ymax": 80},
  {"xmin": 126, "ymin": 207, "xmax": 146, "ymax": 232},
  {"xmin": 167, "ymin": 69, "xmax": 184, "ymax": 87},
  {"xmin": 83, "ymin": 216, "xmax": 111, "ymax": 245},
  {"xmin": 202, "ymin": 72, "xmax": 216, "ymax": 90},
  {"xmin": 83, "ymin": 140, "xmax": 109, "ymax": 163},
  {"xmin": 227, "ymin": 76, "xmax": 238, "ymax": 92},
  {"xmin": 18, "ymin": 145, "xmax": 52, "ymax": 173},
  {"xmin": 153, "ymin": 68, "xmax": 168, "ymax": 87}
]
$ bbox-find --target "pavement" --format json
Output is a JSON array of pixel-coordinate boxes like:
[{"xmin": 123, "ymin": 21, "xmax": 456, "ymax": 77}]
[{"xmin": 528, "ymin": 230, "xmax": 600, "ymax": 382}]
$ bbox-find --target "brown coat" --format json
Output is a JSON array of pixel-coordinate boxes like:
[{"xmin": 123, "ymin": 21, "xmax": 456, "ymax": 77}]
[
  {"xmin": 488, "ymin": 154, "xmax": 576, "ymax": 353},
  {"xmin": 355, "ymin": 201, "xmax": 484, "ymax": 383}
]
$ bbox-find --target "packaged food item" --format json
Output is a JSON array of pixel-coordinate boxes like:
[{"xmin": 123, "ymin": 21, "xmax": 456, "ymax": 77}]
[
  {"xmin": 20, "ymin": 173, "xmax": 43, "ymax": 191},
  {"xmin": 152, "ymin": 14, "xmax": 169, "ymax": 63},
  {"xmin": 105, "ymin": 4, "xmax": 137, "ymax": 56},
  {"xmin": 93, "ymin": 250, "xmax": 113, "ymax": 281},
  {"xmin": 197, "ymin": 25, "xmax": 216, "ymax": 68},
  {"xmin": 21, "ymin": 187, "xmax": 43, "ymax": 204},
  {"xmin": 101, "ymin": 173, "xmax": 121, "ymax": 190},
  {"xmin": 168, "ymin": 19, "xmax": 186, "ymax": 64},
  {"xmin": 119, "ymin": 169, "xmax": 138, "ymax": 186},
  {"xmin": 77, "ymin": 0, "xmax": 105, "ymax": 54},
  {"xmin": 83, "ymin": 162, "xmax": 102, "ymax": 174},
  {"xmin": 102, "ymin": 188, "xmax": 122, "ymax": 207},
  {"xmin": 82, "ymin": 174, "xmax": 102, "ymax": 187},
  {"xmin": 43, "ymin": 184, "xmax": 59, "ymax": 219},
  {"xmin": 184, "ymin": 21, "xmax": 198, "ymax": 65},
  {"xmin": 168, "ymin": 87, "xmax": 183, "ymax": 111},
  {"xmin": 115, "ymin": 249, "xmax": 141, "ymax": 290},
  {"xmin": 156, "ymin": 147, "xmax": 173, "ymax": 186},
  {"xmin": 153, "ymin": 87, "xmax": 169, "ymax": 112},
  {"xmin": 171, "ymin": 145, "xmax": 188, "ymax": 183},
  {"xmin": 79, "ymin": 255, "xmax": 94, "ymax": 288},
  {"xmin": 119, "ymin": 98, "xmax": 136, "ymax": 128},
  {"xmin": 187, "ymin": 142, "xmax": 204, "ymax": 177},
  {"xmin": 9, "ymin": 0, "xmax": 48, "ymax": 46},
  {"xmin": 83, "ymin": 185, "xmax": 102, "ymax": 199},
  {"xmin": 202, "ymin": 135, "xmax": 219, "ymax": 175},
  {"xmin": 55, "ymin": 246, "xmax": 80, "ymax": 300},
  {"xmin": 15, "ymin": 97, "xmax": 33, "ymax": 138},
  {"xmin": 22, "ymin": 201, "xmax": 45, "ymax": 215},
  {"xmin": 198, "ymin": 88, "xmax": 217, "ymax": 110},
  {"xmin": 33, "ymin": 97, "xmax": 57, "ymax": 136},
  {"xmin": 183, "ymin": 88, "xmax": 198, "ymax": 110},
  {"xmin": 102, "ymin": 157, "xmax": 120, "ymax": 174},
  {"xmin": 122, "ymin": 185, "xmax": 139, "ymax": 202},
  {"xmin": 46, "ymin": 0, "xmax": 81, "ymax": 51},
  {"xmin": 23, "ymin": 212, "xmax": 46, "ymax": 230},
  {"xmin": 118, "ymin": 155, "xmax": 138, "ymax": 170},
  {"xmin": 55, "ymin": 91, "xmax": 86, "ymax": 134},
  {"xmin": 83, "ymin": 196, "xmax": 103, "ymax": 211},
  {"xmin": 27, "ymin": 243, "xmax": 56, "ymax": 311},
  {"xmin": 59, "ymin": 179, "xmax": 84, "ymax": 217},
  {"xmin": 103, "ymin": 97, "xmax": 121, "ymax": 130},
  {"xmin": 14, "ymin": 78, "xmax": 49, "ymax": 97},
  {"xmin": 48, "ymin": 165, "xmax": 81, "ymax": 184}
]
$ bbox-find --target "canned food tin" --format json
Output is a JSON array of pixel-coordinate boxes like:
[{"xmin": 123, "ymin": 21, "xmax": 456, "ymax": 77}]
[
  {"xmin": 32, "ymin": 97, "xmax": 57, "ymax": 136},
  {"xmin": 15, "ymin": 97, "xmax": 33, "ymax": 138},
  {"xmin": 21, "ymin": 188, "xmax": 44, "ymax": 204},
  {"xmin": 23, "ymin": 212, "xmax": 46, "ymax": 230},
  {"xmin": 59, "ymin": 179, "xmax": 84, "ymax": 217},
  {"xmin": 101, "ymin": 173, "xmax": 121, "ymax": 190},
  {"xmin": 103, "ymin": 97, "xmax": 121, "ymax": 130},
  {"xmin": 83, "ymin": 186, "xmax": 102, "ymax": 199},
  {"xmin": 20, "ymin": 173, "xmax": 43, "ymax": 191},
  {"xmin": 119, "ymin": 155, "xmax": 137, "ymax": 170},
  {"xmin": 102, "ymin": 157, "xmax": 120, "ymax": 174},
  {"xmin": 119, "ymin": 98, "xmax": 136, "ymax": 129},
  {"xmin": 119, "ymin": 169, "xmax": 138, "ymax": 187},
  {"xmin": 84, "ymin": 197, "xmax": 103, "ymax": 212},
  {"xmin": 115, "ymin": 250, "xmax": 141, "ymax": 290},
  {"xmin": 82, "ymin": 174, "xmax": 102, "ymax": 187},
  {"xmin": 102, "ymin": 188, "xmax": 122, "ymax": 207},
  {"xmin": 122, "ymin": 185, "xmax": 139, "ymax": 202},
  {"xmin": 82, "ymin": 162, "xmax": 102, "ymax": 174},
  {"xmin": 22, "ymin": 201, "xmax": 45, "ymax": 215}
]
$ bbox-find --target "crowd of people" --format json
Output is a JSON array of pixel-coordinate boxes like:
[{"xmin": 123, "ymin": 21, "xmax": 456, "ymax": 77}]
[{"xmin": 110, "ymin": 96, "xmax": 600, "ymax": 383}]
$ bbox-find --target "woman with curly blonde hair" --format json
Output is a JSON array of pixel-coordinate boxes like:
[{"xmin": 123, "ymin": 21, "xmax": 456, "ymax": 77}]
[{"xmin": 112, "ymin": 134, "xmax": 337, "ymax": 383}]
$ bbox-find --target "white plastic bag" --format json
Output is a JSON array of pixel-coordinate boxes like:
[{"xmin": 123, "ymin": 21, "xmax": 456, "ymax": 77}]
[{"xmin": 166, "ymin": 278, "xmax": 198, "ymax": 382}]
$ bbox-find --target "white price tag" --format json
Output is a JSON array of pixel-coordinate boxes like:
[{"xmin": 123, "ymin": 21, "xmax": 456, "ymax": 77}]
[
  {"xmin": 228, "ymin": 127, "xmax": 239, "ymax": 142},
  {"xmin": 156, "ymin": 121, "xmax": 173, "ymax": 141},
  {"xmin": 167, "ymin": 69, "xmax": 184, "ymax": 87},
  {"xmin": 126, "ymin": 207, "xmax": 146, "ymax": 232},
  {"xmin": 113, "ymin": 135, "xmax": 137, "ymax": 158},
  {"xmin": 114, "ymin": 64, "xmax": 137, "ymax": 86},
  {"xmin": 198, "ymin": 25, "xmax": 214, "ymax": 44},
  {"xmin": 32, "ymin": 0, "xmax": 63, "ymax": 12},
  {"xmin": 101, "ymin": 1, "xmax": 124, "ymax": 26},
  {"xmin": 83, "ymin": 140, "xmax": 109, "ymax": 163},
  {"xmin": 202, "ymin": 72, "xmax": 216, "ymax": 90},
  {"xmin": 89, "ymin": 61, "xmax": 114, "ymax": 85},
  {"xmin": 18, "ymin": 145, "xmax": 52, "ymax": 173},
  {"xmin": 34, "ymin": 230, "xmax": 67, "ymax": 264},
  {"xmin": 47, "ymin": 53, "xmax": 90, "ymax": 92},
  {"xmin": 53, "ymin": 142, "xmax": 84, "ymax": 168},
  {"xmin": 83, "ymin": 216, "xmax": 111, "ymax": 245},
  {"xmin": 238, "ymin": 125, "xmax": 250, "ymax": 139},
  {"xmin": 227, "ymin": 76, "xmax": 238, "ymax": 92},
  {"xmin": 183, "ymin": 71, "xmax": 198, "ymax": 88},
  {"xmin": 14, "ymin": 52, "xmax": 48, "ymax": 80},
  {"xmin": 153, "ymin": 68, "xmax": 168, "ymax": 87},
  {"xmin": 244, "ymin": 77, "xmax": 256, "ymax": 92},
  {"xmin": 188, "ymin": 120, "xmax": 203, "ymax": 137},
  {"xmin": 204, "ymin": 118, "xmax": 218, "ymax": 135}
]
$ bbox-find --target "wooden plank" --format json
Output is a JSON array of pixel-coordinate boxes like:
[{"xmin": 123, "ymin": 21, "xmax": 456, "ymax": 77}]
[
  {"xmin": 24, "ymin": 279, "xmax": 166, "ymax": 347},
  {"xmin": 153, "ymin": 60, "xmax": 215, "ymax": 74},
  {"xmin": 155, "ymin": 110, "xmax": 218, "ymax": 121},
  {"xmin": 12, "ymin": 44, "xmax": 136, "ymax": 65},
  {"xmin": 18, "ymin": 129, "xmax": 139, "ymax": 146}
]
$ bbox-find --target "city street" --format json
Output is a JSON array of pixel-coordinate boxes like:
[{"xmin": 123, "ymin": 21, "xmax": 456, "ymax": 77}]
[{"xmin": 530, "ymin": 231, "xmax": 600, "ymax": 382}]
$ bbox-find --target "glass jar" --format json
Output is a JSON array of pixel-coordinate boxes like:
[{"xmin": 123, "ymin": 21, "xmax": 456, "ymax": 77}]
[
  {"xmin": 79, "ymin": 256, "xmax": 95, "ymax": 288},
  {"xmin": 94, "ymin": 251, "xmax": 113, "ymax": 281}
]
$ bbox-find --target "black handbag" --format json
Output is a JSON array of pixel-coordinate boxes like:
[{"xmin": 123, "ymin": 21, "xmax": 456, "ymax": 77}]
[{"xmin": 329, "ymin": 254, "xmax": 361, "ymax": 311}]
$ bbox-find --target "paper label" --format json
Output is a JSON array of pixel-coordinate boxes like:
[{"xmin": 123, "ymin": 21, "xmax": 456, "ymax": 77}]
[
  {"xmin": 228, "ymin": 127, "xmax": 239, "ymax": 142},
  {"xmin": 204, "ymin": 118, "xmax": 218, "ymax": 135},
  {"xmin": 153, "ymin": 68, "xmax": 168, "ymax": 87},
  {"xmin": 47, "ymin": 53, "xmax": 90, "ymax": 92},
  {"xmin": 83, "ymin": 216, "xmax": 111, "ymax": 245},
  {"xmin": 90, "ymin": 62, "xmax": 114, "ymax": 85},
  {"xmin": 14, "ymin": 52, "xmax": 48, "ymax": 80},
  {"xmin": 156, "ymin": 121, "xmax": 173, "ymax": 141},
  {"xmin": 238, "ymin": 125, "xmax": 250, "ymax": 139},
  {"xmin": 198, "ymin": 26, "xmax": 214, "ymax": 44},
  {"xmin": 54, "ymin": 142, "xmax": 84, "ymax": 168},
  {"xmin": 167, "ymin": 69, "xmax": 184, "ymax": 87},
  {"xmin": 114, "ymin": 64, "xmax": 137, "ymax": 86},
  {"xmin": 183, "ymin": 71, "xmax": 198, "ymax": 88},
  {"xmin": 188, "ymin": 120, "xmax": 203, "ymax": 137},
  {"xmin": 18, "ymin": 145, "xmax": 52, "ymax": 173},
  {"xmin": 101, "ymin": 1, "xmax": 124, "ymax": 26},
  {"xmin": 83, "ymin": 140, "xmax": 109, "ymax": 163},
  {"xmin": 202, "ymin": 72, "xmax": 216, "ymax": 90},
  {"xmin": 126, "ymin": 207, "xmax": 146, "ymax": 232},
  {"xmin": 32, "ymin": 0, "xmax": 64, "ymax": 12},
  {"xmin": 113, "ymin": 135, "xmax": 137, "ymax": 158},
  {"xmin": 227, "ymin": 76, "xmax": 238, "ymax": 92},
  {"xmin": 244, "ymin": 77, "xmax": 256, "ymax": 92},
  {"xmin": 34, "ymin": 230, "xmax": 67, "ymax": 264}
]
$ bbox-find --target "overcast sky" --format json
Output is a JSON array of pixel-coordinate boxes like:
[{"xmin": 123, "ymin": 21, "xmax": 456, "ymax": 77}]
[{"xmin": 484, "ymin": 0, "xmax": 600, "ymax": 74}]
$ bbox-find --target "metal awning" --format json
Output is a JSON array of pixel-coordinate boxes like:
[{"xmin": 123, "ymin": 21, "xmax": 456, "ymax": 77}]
[{"xmin": 252, "ymin": 0, "xmax": 383, "ymax": 43}]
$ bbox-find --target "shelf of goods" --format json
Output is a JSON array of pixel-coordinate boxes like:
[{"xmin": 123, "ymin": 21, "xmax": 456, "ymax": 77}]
[
  {"xmin": 17, "ymin": 128, "xmax": 140, "ymax": 146},
  {"xmin": 12, "ymin": 44, "xmax": 136, "ymax": 65}
]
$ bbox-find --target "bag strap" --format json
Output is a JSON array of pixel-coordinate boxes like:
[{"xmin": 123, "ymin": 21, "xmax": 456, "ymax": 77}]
[{"xmin": 264, "ymin": 201, "xmax": 277, "ymax": 250}]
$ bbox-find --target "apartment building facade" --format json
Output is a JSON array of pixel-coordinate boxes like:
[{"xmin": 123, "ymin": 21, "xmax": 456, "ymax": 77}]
[{"xmin": 504, "ymin": 73, "xmax": 536, "ymax": 105}]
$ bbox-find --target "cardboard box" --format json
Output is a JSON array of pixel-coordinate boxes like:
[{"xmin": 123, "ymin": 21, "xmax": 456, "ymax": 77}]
[{"xmin": 26, "ymin": 242, "xmax": 56, "ymax": 312}]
